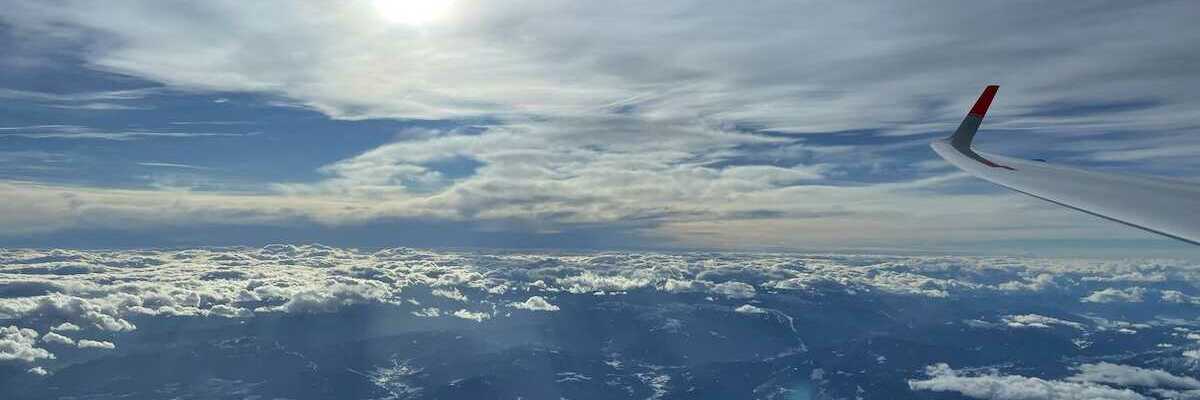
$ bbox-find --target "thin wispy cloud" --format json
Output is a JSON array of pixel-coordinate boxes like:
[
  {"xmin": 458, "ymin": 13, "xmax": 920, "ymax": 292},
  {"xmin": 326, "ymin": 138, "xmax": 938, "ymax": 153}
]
[
  {"xmin": 0, "ymin": 88, "xmax": 161, "ymax": 102},
  {"xmin": 136, "ymin": 162, "xmax": 214, "ymax": 170},
  {"xmin": 0, "ymin": 124, "xmax": 255, "ymax": 141},
  {"xmin": 168, "ymin": 121, "xmax": 254, "ymax": 126},
  {"xmin": 0, "ymin": 131, "xmax": 248, "ymax": 140},
  {"xmin": 45, "ymin": 102, "xmax": 153, "ymax": 111}
]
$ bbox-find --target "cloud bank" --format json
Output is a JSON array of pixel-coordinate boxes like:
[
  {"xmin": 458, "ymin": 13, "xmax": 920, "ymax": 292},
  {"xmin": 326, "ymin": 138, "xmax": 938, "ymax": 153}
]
[
  {"xmin": 2, "ymin": 245, "xmax": 1200, "ymax": 378},
  {"xmin": 910, "ymin": 362, "xmax": 1200, "ymax": 400},
  {"xmin": 909, "ymin": 363, "xmax": 1147, "ymax": 400}
]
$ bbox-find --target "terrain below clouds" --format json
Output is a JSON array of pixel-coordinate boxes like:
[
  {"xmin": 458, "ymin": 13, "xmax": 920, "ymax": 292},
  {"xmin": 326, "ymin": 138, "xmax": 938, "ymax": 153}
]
[{"xmin": 1, "ymin": 245, "xmax": 1200, "ymax": 399}]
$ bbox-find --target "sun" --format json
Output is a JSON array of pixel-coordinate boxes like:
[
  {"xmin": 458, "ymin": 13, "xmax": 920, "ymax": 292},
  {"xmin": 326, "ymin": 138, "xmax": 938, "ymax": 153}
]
[{"xmin": 373, "ymin": 0, "xmax": 455, "ymax": 26}]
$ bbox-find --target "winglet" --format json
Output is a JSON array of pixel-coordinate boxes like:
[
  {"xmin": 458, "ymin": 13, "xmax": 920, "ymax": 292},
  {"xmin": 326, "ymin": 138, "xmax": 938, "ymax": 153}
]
[
  {"xmin": 950, "ymin": 85, "xmax": 999, "ymax": 150},
  {"xmin": 969, "ymin": 85, "xmax": 999, "ymax": 117}
]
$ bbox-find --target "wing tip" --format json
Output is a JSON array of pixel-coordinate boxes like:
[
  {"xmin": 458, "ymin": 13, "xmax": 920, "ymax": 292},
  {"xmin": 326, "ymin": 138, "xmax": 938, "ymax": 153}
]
[
  {"xmin": 949, "ymin": 85, "xmax": 1000, "ymax": 150},
  {"xmin": 968, "ymin": 85, "xmax": 1000, "ymax": 117}
]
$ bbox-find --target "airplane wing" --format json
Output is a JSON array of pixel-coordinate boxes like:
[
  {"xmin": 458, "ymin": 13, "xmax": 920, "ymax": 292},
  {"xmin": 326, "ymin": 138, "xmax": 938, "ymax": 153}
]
[{"xmin": 931, "ymin": 85, "xmax": 1200, "ymax": 245}]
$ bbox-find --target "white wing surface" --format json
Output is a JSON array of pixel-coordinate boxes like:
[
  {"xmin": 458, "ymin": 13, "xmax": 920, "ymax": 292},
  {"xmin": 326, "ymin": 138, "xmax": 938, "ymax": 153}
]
[{"xmin": 932, "ymin": 85, "xmax": 1200, "ymax": 245}]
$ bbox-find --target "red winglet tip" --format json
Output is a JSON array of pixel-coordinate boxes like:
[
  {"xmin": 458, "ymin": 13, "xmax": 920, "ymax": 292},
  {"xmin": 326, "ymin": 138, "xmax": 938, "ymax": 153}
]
[{"xmin": 968, "ymin": 85, "xmax": 999, "ymax": 117}]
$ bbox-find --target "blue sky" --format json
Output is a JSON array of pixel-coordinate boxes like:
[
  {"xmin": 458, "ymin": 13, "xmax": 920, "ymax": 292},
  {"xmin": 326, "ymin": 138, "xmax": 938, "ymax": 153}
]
[{"xmin": 0, "ymin": 1, "xmax": 1198, "ymax": 255}]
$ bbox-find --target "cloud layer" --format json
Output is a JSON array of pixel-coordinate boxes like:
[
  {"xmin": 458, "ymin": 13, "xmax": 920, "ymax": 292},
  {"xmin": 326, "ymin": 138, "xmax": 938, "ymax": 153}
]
[
  {"xmin": 3, "ymin": 244, "xmax": 1200, "ymax": 381},
  {"xmin": 910, "ymin": 362, "xmax": 1200, "ymax": 400}
]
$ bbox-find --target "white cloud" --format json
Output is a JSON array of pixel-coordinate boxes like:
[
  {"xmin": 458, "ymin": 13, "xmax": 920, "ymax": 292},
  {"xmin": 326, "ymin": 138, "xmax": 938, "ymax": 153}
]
[
  {"xmin": 76, "ymin": 339, "xmax": 115, "ymax": 350},
  {"xmin": 451, "ymin": 309, "xmax": 490, "ymax": 322},
  {"xmin": 40, "ymin": 332, "xmax": 75, "ymax": 346},
  {"xmin": 0, "ymin": 129, "xmax": 241, "ymax": 140},
  {"xmin": 662, "ymin": 279, "xmax": 695, "ymax": 293},
  {"xmin": 2, "ymin": 246, "xmax": 1200, "ymax": 379},
  {"xmin": 1068, "ymin": 362, "xmax": 1200, "ymax": 390},
  {"xmin": 0, "ymin": 88, "xmax": 157, "ymax": 103},
  {"xmin": 711, "ymin": 281, "xmax": 756, "ymax": 299},
  {"xmin": 509, "ymin": 296, "xmax": 559, "ymax": 311},
  {"xmin": 431, "ymin": 288, "xmax": 468, "ymax": 302},
  {"xmin": 274, "ymin": 281, "xmax": 395, "ymax": 313},
  {"xmin": 0, "ymin": 293, "xmax": 137, "ymax": 332},
  {"xmin": 558, "ymin": 272, "xmax": 654, "ymax": 294},
  {"xmin": 0, "ymin": 326, "xmax": 54, "ymax": 362},
  {"xmin": 411, "ymin": 307, "xmax": 441, "ymax": 318},
  {"xmin": 1161, "ymin": 290, "xmax": 1200, "ymax": 305},
  {"xmin": 1001, "ymin": 314, "xmax": 1086, "ymax": 330},
  {"xmin": 1149, "ymin": 389, "xmax": 1200, "ymax": 400},
  {"xmin": 909, "ymin": 363, "xmax": 1147, "ymax": 400},
  {"xmin": 26, "ymin": 366, "xmax": 47, "ymax": 376},
  {"xmin": 734, "ymin": 304, "xmax": 766, "ymax": 315},
  {"xmin": 962, "ymin": 319, "xmax": 996, "ymax": 329},
  {"xmin": 0, "ymin": 293, "xmax": 137, "ymax": 329},
  {"xmin": 206, "ymin": 304, "xmax": 253, "ymax": 318},
  {"xmin": 997, "ymin": 273, "xmax": 1060, "ymax": 292},
  {"xmin": 9, "ymin": 1, "xmax": 1197, "ymax": 134},
  {"xmin": 910, "ymin": 362, "xmax": 1200, "ymax": 400},
  {"xmin": 1082, "ymin": 287, "xmax": 1148, "ymax": 303}
]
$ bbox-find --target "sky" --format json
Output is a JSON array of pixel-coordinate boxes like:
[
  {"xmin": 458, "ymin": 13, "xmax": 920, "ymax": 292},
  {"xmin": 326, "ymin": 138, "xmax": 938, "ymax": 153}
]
[{"xmin": 0, "ymin": 0, "xmax": 1198, "ymax": 255}]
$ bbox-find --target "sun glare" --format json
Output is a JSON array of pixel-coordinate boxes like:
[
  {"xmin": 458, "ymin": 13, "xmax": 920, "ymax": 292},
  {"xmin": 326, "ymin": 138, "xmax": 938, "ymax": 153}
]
[{"xmin": 373, "ymin": 0, "xmax": 455, "ymax": 26}]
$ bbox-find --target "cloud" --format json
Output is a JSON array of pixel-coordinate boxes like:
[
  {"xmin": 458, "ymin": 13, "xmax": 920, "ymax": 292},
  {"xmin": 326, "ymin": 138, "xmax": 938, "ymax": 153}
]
[
  {"xmin": 1001, "ymin": 314, "xmax": 1086, "ymax": 330},
  {"xmin": 273, "ymin": 281, "xmax": 395, "ymax": 314},
  {"xmin": 46, "ymin": 102, "xmax": 153, "ymax": 111},
  {"xmin": 734, "ymin": 304, "xmax": 766, "ymax": 315},
  {"xmin": 558, "ymin": 272, "xmax": 655, "ymax": 294},
  {"xmin": 0, "ymin": 88, "xmax": 158, "ymax": 103},
  {"xmin": 0, "ymin": 326, "xmax": 53, "ymax": 362},
  {"xmin": 0, "ymin": 124, "xmax": 248, "ymax": 140},
  {"xmin": 0, "ymin": 294, "xmax": 137, "ymax": 332},
  {"xmin": 998, "ymin": 273, "xmax": 1061, "ymax": 292},
  {"xmin": 451, "ymin": 309, "xmax": 490, "ymax": 322},
  {"xmin": 8, "ymin": 1, "xmax": 1198, "ymax": 133},
  {"xmin": 1067, "ymin": 362, "xmax": 1200, "ymax": 390},
  {"xmin": 509, "ymin": 296, "xmax": 559, "ymax": 311},
  {"xmin": 76, "ymin": 339, "xmax": 115, "ymax": 350},
  {"xmin": 137, "ymin": 162, "xmax": 215, "ymax": 170},
  {"xmin": 910, "ymin": 362, "xmax": 1200, "ymax": 400},
  {"xmin": 431, "ymin": 288, "xmax": 468, "ymax": 302},
  {"xmin": 40, "ymin": 332, "xmax": 75, "ymax": 346},
  {"xmin": 2, "ymin": 1, "xmax": 1196, "ymax": 248},
  {"xmin": 207, "ymin": 304, "xmax": 252, "ymax": 318},
  {"xmin": 0, "ymin": 130, "xmax": 1133, "ymax": 249},
  {"xmin": 1082, "ymin": 287, "xmax": 1148, "ymax": 303},
  {"xmin": 711, "ymin": 281, "xmax": 756, "ymax": 299},
  {"xmin": 909, "ymin": 363, "xmax": 1147, "ymax": 400},
  {"xmin": 1161, "ymin": 290, "xmax": 1200, "ymax": 305},
  {"xmin": 2, "ymin": 246, "xmax": 1200, "ymax": 376},
  {"xmin": 662, "ymin": 279, "xmax": 696, "ymax": 294},
  {"xmin": 411, "ymin": 307, "xmax": 441, "ymax": 318}
]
